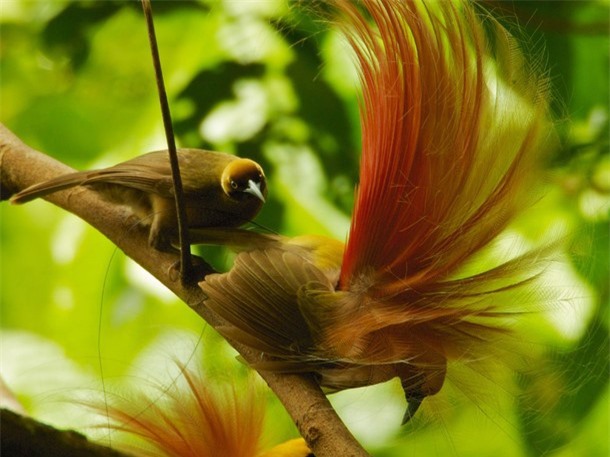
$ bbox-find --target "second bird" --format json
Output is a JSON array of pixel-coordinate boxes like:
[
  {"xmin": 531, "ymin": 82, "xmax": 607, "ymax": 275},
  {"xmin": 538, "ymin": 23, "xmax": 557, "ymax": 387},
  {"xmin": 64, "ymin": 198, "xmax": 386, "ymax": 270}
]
[{"xmin": 10, "ymin": 148, "xmax": 267, "ymax": 252}]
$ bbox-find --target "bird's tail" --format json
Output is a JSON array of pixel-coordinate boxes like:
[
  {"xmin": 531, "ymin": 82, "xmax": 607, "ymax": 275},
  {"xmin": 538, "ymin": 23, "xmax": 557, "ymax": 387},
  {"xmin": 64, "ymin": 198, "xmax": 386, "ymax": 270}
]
[{"xmin": 10, "ymin": 171, "xmax": 92, "ymax": 204}]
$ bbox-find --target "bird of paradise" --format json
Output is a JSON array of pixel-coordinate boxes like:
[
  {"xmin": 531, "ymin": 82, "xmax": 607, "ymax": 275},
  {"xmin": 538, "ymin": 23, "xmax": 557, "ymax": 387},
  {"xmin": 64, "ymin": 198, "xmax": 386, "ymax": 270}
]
[{"xmin": 196, "ymin": 0, "xmax": 556, "ymax": 424}]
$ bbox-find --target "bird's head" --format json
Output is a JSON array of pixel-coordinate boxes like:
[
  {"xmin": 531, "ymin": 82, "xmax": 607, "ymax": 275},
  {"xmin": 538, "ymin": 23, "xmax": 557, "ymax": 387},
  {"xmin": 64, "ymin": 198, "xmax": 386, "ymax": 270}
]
[{"xmin": 221, "ymin": 159, "xmax": 267, "ymax": 203}]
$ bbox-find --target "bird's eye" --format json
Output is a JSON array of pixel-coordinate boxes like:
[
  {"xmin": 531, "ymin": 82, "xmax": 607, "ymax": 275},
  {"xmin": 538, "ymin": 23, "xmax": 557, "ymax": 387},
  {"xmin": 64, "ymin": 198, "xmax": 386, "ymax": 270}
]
[{"xmin": 230, "ymin": 180, "xmax": 238, "ymax": 190}]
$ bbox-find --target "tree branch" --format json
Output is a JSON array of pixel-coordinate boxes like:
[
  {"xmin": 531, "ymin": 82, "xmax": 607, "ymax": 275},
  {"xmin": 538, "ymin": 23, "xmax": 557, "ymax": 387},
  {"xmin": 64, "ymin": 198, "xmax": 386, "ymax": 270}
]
[
  {"xmin": 0, "ymin": 123, "xmax": 369, "ymax": 457},
  {"xmin": 0, "ymin": 409, "xmax": 129, "ymax": 457}
]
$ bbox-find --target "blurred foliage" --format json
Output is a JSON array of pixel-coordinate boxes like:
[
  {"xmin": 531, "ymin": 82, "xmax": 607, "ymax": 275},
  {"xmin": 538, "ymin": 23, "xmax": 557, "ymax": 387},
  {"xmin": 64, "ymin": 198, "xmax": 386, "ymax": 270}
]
[{"xmin": 1, "ymin": 1, "xmax": 608, "ymax": 455}]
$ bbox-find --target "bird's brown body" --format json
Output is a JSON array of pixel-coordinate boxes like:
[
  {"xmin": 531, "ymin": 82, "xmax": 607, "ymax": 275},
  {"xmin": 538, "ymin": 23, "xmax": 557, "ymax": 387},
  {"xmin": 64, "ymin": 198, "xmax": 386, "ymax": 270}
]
[
  {"xmin": 195, "ymin": 0, "xmax": 555, "ymax": 424},
  {"xmin": 11, "ymin": 148, "xmax": 266, "ymax": 251},
  {"xmin": 195, "ymin": 230, "xmax": 446, "ymax": 423}
]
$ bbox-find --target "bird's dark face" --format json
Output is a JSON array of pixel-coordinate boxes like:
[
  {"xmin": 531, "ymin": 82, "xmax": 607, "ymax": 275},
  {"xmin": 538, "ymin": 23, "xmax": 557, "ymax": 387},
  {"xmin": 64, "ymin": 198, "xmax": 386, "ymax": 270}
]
[{"xmin": 221, "ymin": 159, "xmax": 267, "ymax": 203}]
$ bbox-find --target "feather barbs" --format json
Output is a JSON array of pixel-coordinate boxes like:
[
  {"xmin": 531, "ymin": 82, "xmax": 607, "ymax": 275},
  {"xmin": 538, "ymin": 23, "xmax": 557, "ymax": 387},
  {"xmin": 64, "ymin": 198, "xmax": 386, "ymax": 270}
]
[{"xmin": 339, "ymin": 0, "xmax": 553, "ymax": 288}]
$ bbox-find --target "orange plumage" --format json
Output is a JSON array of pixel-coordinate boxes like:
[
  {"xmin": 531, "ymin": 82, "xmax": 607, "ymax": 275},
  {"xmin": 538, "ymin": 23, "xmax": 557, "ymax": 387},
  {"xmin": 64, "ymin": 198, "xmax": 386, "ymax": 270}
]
[
  {"xmin": 197, "ymin": 0, "xmax": 555, "ymax": 422},
  {"xmin": 87, "ymin": 363, "xmax": 310, "ymax": 457}
]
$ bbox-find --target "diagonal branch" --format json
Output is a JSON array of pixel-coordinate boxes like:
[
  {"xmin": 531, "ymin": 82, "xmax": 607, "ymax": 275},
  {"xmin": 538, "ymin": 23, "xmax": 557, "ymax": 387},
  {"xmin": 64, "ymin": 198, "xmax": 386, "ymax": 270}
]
[
  {"xmin": 1, "ymin": 408, "xmax": 130, "ymax": 457},
  {"xmin": 0, "ymin": 123, "xmax": 369, "ymax": 457}
]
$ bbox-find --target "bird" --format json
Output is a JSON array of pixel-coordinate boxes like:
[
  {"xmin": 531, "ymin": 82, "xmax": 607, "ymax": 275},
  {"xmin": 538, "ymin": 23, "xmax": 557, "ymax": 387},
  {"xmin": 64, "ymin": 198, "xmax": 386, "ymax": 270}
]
[
  {"xmin": 195, "ymin": 0, "xmax": 557, "ymax": 424},
  {"xmin": 10, "ymin": 148, "xmax": 267, "ymax": 252}
]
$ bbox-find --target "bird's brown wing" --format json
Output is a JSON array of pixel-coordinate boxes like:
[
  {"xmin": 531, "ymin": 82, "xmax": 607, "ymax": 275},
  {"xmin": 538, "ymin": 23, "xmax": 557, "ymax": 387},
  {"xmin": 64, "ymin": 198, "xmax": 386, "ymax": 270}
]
[
  {"xmin": 200, "ymin": 247, "xmax": 334, "ymax": 363},
  {"xmin": 85, "ymin": 159, "xmax": 173, "ymax": 195},
  {"xmin": 9, "ymin": 150, "xmax": 174, "ymax": 204},
  {"xmin": 105, "ymin": 148, "xmax": 235, "ymax": 196}
]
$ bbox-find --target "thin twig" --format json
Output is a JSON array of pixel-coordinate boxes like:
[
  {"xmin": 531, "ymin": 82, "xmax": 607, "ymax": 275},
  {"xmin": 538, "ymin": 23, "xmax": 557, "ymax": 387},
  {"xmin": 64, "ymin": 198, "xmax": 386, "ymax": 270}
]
[{"xmin": 140, "ymin": 0, "xmax": 193, "ymax": 283}]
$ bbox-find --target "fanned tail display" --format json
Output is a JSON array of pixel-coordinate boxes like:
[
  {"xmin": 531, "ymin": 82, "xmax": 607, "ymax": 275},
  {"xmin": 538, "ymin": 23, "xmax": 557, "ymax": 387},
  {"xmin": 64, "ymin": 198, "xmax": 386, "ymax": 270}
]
[{"xmin": 200, "ymin": 0, "xmax": 556, "ymax": 422}]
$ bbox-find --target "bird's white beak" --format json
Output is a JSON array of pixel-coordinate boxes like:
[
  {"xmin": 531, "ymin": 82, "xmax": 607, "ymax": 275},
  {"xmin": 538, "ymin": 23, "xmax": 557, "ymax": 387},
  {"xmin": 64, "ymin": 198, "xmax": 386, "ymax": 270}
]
[{"xmin": 244, "ymin": 179, "xmax": 266, "ymax": 203}]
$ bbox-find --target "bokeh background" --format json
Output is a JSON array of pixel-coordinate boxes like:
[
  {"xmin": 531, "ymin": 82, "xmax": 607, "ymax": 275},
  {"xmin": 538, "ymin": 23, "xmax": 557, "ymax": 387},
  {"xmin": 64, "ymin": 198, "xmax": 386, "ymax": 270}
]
[{"xmin": 1, "ymin": 1, "xmax": 608, "ymax": 455}]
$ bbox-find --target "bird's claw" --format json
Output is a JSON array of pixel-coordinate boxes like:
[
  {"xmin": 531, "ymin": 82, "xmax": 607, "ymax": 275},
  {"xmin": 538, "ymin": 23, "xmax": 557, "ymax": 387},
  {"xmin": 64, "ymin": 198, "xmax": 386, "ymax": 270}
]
[{"xmin": 168, "ymin": 254, "xmax": 215, "ymax": 283}]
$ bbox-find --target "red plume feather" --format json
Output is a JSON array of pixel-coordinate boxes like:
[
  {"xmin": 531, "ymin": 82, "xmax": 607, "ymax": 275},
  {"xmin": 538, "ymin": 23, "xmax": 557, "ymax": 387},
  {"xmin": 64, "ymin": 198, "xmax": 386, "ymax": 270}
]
[
  {"xmin": 325, "ymin": 0, "xmax": 554, "ymax": 363},
  {"xmin": 341, "ymin": 0, "xmax": 550, "ymax": 287}
]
